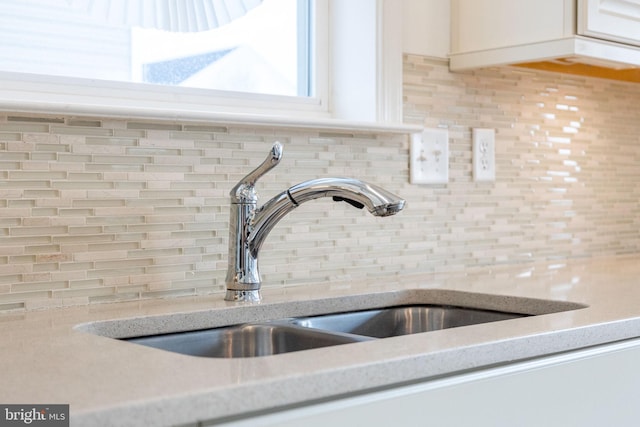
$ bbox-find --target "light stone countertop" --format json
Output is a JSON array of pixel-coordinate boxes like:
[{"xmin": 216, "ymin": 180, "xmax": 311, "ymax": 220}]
[{"xmin": 2, "ymin": 255, "xmax": 640, "ymax": 426}]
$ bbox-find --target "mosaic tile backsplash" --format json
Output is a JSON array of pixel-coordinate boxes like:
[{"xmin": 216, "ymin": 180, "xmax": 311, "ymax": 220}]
[{"xmin": 2, "ymin": 55, "xmax": 640, "ymax": 311}]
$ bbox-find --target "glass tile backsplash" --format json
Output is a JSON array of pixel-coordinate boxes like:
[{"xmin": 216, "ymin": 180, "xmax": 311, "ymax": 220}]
[{"xmin": 1, "ymin": 55, "xmax": 640, "ymax": 311}]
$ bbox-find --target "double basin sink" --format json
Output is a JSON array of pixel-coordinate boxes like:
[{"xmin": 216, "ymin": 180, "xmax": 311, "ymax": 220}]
[
  {"xmin": 78, "ymin": 290, "xmax": 586, "ymax": 359},
  {"xmin": 125, "ymin": 305, "xmax": 528, "ymax": 358}
]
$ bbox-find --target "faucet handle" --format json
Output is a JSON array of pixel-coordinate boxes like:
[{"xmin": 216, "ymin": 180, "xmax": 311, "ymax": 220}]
[
  {"xmin": 241, "ymin": 142, "xmax": 283, "ymax": 187},
  {"xmin": 230, "ymin": 142, "xmax": 283, "ymax": 202}
]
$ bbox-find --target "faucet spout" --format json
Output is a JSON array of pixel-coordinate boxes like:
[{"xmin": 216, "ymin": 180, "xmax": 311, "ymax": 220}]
[
  {"xmin": 248, "ymin": 178, "xmax": 405, "ymax": 257},
  {"xmin": 225, "ymin": 143, "xmax": 405, "ymax": 302}
]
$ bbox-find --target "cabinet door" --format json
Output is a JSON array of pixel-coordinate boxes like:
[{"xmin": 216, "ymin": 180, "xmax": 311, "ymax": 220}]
[
  {"xmin": 578, "ymin": 0, "xmax": 640, "ymax": 46},
  {"xmin": 213, "ymin": 339, "xmax": 640, "ymax": 427},
  {"xmin": 450, "ymin": 0, "xmax": 572, "ymax": 53}
]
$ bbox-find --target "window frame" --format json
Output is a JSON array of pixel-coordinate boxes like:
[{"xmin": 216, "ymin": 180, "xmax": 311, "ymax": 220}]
[{"xmin": 0, "ymin": 0, "xmax": 409, "ymax": 130}]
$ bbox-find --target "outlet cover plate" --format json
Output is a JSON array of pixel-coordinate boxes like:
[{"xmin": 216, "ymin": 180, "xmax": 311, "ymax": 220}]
[
  {"xmin": 472, "ymin": 128, "xmax": 496, "ymax": 182},
  {"xmin": 410, "ymin": 128, "xmax": 449, "ymax": 184}
]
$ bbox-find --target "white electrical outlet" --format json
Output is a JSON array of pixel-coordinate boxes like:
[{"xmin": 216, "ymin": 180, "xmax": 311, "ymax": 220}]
[
  {"xmin": 473, "ymin": 128, "xmax": 496, "ymax": 182},
  {"xmin": 410, "ymin": 128, "xmax": 449, "ymax": 184}
]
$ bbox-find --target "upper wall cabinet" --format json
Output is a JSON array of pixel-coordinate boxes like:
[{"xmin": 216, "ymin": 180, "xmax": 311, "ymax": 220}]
[{"xmin": 450, "ymin": 0, "xmax": 640, "ymax": 82}]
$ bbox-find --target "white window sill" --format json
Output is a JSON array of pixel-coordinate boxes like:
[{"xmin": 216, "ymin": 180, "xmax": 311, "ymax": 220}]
[
  {"xmin": 0, "ymin": 72, "xmax": 420, "ymax": 135},
  {"xmin": 1, "ymin": 97, "xmax": 421, "ymax": 135}
]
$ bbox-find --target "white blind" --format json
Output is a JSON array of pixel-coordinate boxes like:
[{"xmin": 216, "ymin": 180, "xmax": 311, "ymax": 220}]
[{"xmin": 67, "ymin": 0, "xmax": 263, "ymax": 32}]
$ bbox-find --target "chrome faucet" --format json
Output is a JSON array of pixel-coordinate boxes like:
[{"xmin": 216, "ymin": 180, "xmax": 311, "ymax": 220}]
[{"xmin": 225, "ymin": 142, "xmax": 406, "ymax": 302}]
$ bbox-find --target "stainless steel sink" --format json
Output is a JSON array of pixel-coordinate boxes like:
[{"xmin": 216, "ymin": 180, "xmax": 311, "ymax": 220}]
[
  {"xmin": 78, "ymin": 289, "xmax": 586, "ymax": 359},
  {"xmin": 290, "ymin": 305, "xmax": 528, "ymax": 338},
  {"xmin": 126, "ymin": 323, "xmax": 371, "ymax": 358},
  {"xmin": 123, "ymin": 304, "xmax": 528, "ymax": 358}
]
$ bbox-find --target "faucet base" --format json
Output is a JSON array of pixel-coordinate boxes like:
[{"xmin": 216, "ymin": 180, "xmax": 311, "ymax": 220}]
[{"xmin": 224, "ymin": 289, "xmax": 262, "ymax": 302}]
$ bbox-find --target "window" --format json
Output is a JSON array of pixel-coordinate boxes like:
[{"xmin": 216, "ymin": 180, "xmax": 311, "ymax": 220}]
[{"xmin": 0, "ymin": 0, "xmax": 404, "ymax": 126}]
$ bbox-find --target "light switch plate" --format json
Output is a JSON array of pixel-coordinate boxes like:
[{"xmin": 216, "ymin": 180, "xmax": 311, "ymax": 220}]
[
  {"xmin": 410, "ymin": 128, "xmax": 449, "ymax": 184},
  {"xmin": 473, "ymin": 128, "xmax": 496, "ymax": 182}
]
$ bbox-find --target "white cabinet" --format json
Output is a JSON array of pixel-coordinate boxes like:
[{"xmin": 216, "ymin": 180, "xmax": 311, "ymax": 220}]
[
  {"xmin": 450, "ymin": 0, "xmax": 640, "ymax": 75},
  {"xmin": 402, "ymin": 0, "xmax": 450, "ymax": 58},
  {"xmin": 214, "ymin": 338, "xmax": 640, "ymax": 427}
]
